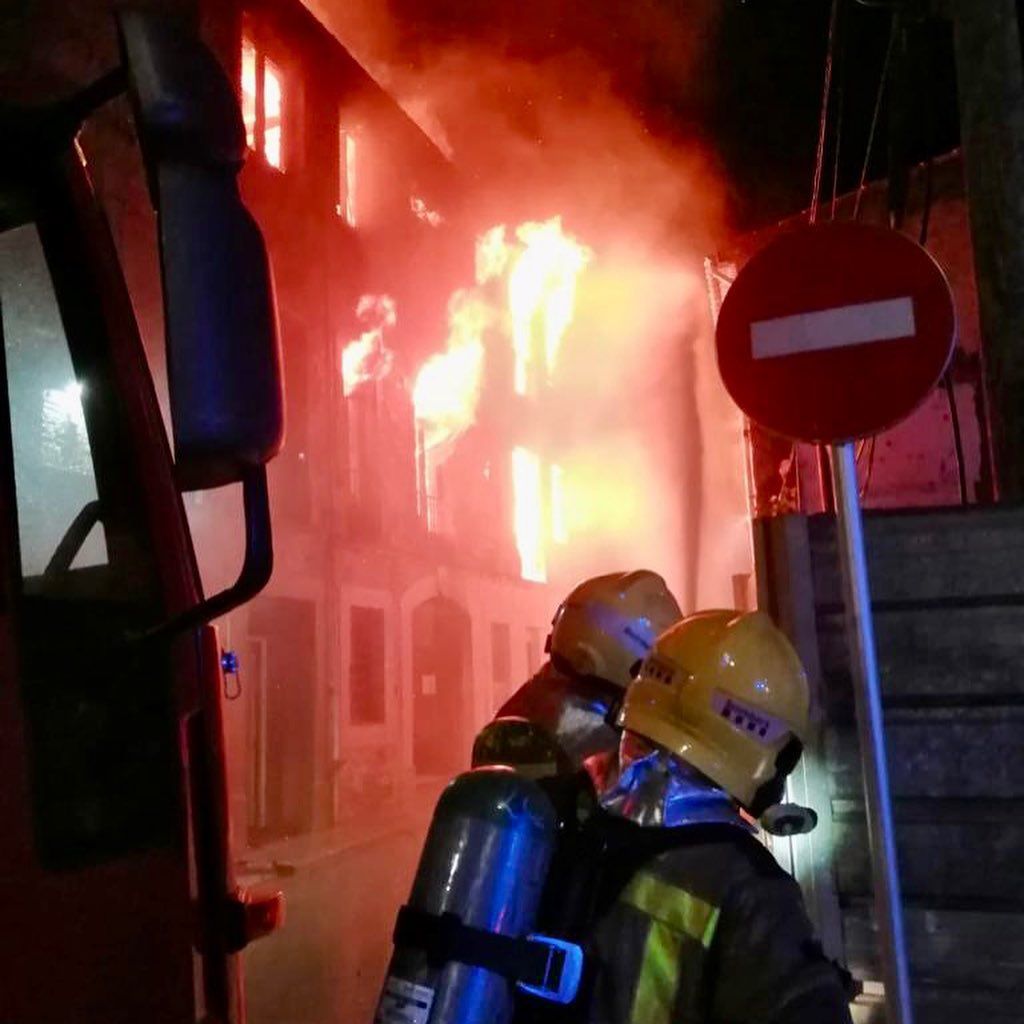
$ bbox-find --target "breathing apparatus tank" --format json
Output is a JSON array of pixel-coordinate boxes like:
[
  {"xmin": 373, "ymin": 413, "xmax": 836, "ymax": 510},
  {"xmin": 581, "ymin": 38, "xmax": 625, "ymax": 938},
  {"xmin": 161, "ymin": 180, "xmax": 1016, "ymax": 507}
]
[{"xmin": 374, "ymin": 767, "xmax": 583, "ymax": 1024}]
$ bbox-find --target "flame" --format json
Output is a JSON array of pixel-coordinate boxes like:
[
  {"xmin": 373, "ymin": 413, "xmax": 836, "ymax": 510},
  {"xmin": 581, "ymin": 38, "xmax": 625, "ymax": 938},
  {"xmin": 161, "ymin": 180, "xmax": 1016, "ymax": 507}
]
[
  {"xmin": 507, "ymin": 218, "xmax": 591, "ymax": 394},
  {"xmin": 410, "ymin": 218, "xmax": 591, "ymax": 582},
  {"xmin": 340, "ymin": 130, "xmax": 358, "ymax": 227},
  {"xmin": 341, "ymin": 294, "xmax": 396, "ymax": 397},
  {"xmin": 475, "ymin": 225, "xmax": 510, "ymax": 284},
  {"xmin": 411, "ymin": 196, "xmax": 443, "ymax": 227},
  {"xmin": 241, "ymin": 39, "xmax": 257, "ymax": 149},
  {"xmin": 412, "ymin": 291, "xmax": 490, "ymax": 449},
  {"xmin": 512, "ymin": 446, "xmax": 546, "ymax": 582}
]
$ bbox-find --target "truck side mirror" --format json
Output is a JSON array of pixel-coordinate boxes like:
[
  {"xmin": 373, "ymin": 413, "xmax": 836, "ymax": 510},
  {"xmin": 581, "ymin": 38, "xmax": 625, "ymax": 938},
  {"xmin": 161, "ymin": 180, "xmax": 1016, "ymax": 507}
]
[{"xmin": 116, "ymin": 7, "xmax": 284, "ymax": 492}]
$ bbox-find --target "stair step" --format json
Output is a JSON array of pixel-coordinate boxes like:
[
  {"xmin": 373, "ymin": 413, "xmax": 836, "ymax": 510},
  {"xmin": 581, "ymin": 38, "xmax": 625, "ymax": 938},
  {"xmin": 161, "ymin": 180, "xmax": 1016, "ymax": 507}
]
[
  {"xmin": 825, "ymin": 706, "xmax": 1024, "ymax": 800},
  {"xmin": 913, "ymin": 984, "xmax": 1023, "ymax": 1024},
  {"xmin": 808, "ymin": 506, "xmax": 1024, "ymax": 605},
  {"xmin": 832, "ymin": 799, "xmax": 1024, "ymax": 904},
  {"xmin": 843, "ymin": 905, "xmax": 1024, "ymax": 992},
  {"xmin": 817, "ymin": 604, "xmax": 1024, "ymax": 703},
  {"xmin": 852, "ymin": 985, "xmax": 1022, "ymax": 1024}
]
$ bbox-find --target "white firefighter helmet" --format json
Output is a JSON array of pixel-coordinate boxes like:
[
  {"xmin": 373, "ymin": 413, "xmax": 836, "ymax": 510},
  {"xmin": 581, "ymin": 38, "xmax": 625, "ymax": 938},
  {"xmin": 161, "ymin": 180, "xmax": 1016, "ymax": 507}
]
[{"xmin": 548, "ymin": 571, "xmax": 682, "ymax": 689}]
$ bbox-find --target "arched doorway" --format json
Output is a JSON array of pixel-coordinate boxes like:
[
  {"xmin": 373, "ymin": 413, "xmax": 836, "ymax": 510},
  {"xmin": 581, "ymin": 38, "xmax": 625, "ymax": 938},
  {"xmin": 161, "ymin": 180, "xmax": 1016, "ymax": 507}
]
[{"xmin": 410, "ymin": 595, "xmax": 471, "ymax": 776}]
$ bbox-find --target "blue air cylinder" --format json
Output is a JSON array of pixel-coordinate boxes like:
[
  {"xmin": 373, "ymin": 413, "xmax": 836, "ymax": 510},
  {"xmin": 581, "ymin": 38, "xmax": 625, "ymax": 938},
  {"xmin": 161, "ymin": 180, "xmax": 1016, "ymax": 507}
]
[{"xmin": 374, "ymin": 767, "xmax": 558, "ymax": 1024}]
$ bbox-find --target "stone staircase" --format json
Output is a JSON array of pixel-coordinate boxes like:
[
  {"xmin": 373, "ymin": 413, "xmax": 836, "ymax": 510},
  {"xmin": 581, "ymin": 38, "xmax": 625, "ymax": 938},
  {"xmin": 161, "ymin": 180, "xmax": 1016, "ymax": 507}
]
[{"xmin": 756, "ymin": 508, "xmax": 1024, "ymax": 1023}]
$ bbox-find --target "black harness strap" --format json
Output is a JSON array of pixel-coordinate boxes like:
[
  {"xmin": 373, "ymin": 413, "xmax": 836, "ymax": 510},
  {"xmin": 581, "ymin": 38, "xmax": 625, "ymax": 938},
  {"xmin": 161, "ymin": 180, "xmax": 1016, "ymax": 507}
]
[{"xmin": 394, "ymin": 905, "xmax": 572, "ymax": 994}]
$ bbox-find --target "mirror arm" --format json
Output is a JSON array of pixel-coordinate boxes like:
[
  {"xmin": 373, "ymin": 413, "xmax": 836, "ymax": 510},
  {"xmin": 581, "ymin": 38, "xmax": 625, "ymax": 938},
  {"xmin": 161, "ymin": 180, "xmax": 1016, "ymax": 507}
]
[{"xmin": 144, "ymin": 467, "xmax": 273, "ymax": 642}]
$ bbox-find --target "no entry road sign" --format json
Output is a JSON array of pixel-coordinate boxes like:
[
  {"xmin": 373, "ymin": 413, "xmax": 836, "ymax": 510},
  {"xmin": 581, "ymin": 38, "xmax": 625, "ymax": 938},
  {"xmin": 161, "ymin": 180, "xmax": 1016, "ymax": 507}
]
[
  {"xmin": 716, "ymin": 222, "xmax": 956, "ymax": 444},
  {"xmin": 714, "ymin": 222, "xmax": 944, "ymax": 1024}
]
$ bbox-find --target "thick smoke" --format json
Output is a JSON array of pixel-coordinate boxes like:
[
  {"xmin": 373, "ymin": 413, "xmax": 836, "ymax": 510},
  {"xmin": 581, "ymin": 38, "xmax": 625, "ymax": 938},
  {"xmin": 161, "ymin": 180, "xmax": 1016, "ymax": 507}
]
[{"xmin": 305, "ymin": 0, "xmax": 751, "ymax": 609}]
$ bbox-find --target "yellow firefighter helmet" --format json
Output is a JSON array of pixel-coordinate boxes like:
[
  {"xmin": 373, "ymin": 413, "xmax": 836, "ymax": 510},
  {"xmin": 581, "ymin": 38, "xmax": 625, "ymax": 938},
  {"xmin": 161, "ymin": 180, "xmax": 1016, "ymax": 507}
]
[
  {"xmin": 548, "ymin": 571, "xmax": 682, "ymax": 689},
  {"xmin": 621, "ymin": 610, "xmax": 810, "ymax": 815}
]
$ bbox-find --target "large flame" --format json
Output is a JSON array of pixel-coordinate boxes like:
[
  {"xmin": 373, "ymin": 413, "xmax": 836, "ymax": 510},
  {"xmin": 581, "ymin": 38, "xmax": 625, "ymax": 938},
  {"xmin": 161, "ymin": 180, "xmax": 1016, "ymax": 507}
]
[
  {"xmin": 512, "ymin": 446, "xmax": 546, "ymax": 583},
  {"xmin": 412, "ymin": 218, "xmax": 591, "ymax": 449},
  {"xmin": 507, "ymin": 218, "xmax": 591, "ymax": 394},
  {"xmin": 342, "ymin": 294, "xmax": 396, "ymax": 397},
  {"xmin": 412, "ymin": 291, "xmax": 490, "ymax": 450},
  {"xmin": 411, "ymin": 218, "xmax": 592, "ymax": 582}
]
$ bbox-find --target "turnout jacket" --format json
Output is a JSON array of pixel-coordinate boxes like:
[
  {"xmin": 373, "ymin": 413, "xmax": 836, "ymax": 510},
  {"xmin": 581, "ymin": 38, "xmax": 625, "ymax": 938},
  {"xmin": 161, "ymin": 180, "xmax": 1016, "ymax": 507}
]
[{"xmin": 580, "ymin": 813, "xmax": 854, "ymax": 1024}]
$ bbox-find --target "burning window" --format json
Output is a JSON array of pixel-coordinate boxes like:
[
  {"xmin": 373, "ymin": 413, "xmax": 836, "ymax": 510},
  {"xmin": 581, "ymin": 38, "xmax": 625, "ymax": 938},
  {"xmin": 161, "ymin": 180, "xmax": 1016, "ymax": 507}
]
[
  {"xmin": 337, "ymin": 126, "xmax": 358, "ymax": 227},
  {"xmin": 240, "ymin": 33, "xmax": 286, "ymax": 171},
  {"xmin": 263, "ymin": 59, "xmax": 284, "ymax": 169},
  {"xmin": 512, "ymin": 446, "xmax": 545, "ymax": 582},
  {"xmin": 241, "ymin": 39, "xmax": 257, "ymax": 149}
]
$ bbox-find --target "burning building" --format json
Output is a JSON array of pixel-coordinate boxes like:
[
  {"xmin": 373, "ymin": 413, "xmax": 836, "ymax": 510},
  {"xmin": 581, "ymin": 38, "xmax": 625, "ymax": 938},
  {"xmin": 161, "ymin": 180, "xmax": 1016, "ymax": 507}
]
[
  {"xmin": 198, "ymin": 0, "xmax": 752, "ymax": 862},
  {"xmin": 1, "ymin": 0, "xmax": 756, "ymax": 1017}
]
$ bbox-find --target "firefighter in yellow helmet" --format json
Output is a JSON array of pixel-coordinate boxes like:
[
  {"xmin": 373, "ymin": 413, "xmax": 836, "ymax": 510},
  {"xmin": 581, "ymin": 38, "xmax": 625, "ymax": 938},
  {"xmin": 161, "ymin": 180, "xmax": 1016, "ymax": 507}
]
[
  {"xmin": 471, "ymin": 570, "xmax": 683, "ymax": 777},
  {"xmin": 574, "ymin": 610, "xmax": 853, "ymax": 1023}
]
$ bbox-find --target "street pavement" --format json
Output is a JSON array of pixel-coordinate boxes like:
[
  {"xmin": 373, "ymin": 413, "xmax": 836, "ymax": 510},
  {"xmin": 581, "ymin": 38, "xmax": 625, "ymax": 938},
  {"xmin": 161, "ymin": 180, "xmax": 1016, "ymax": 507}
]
[{"xmin": 242, "ymin": 788, "xmax": 440, "ymax": 1024}]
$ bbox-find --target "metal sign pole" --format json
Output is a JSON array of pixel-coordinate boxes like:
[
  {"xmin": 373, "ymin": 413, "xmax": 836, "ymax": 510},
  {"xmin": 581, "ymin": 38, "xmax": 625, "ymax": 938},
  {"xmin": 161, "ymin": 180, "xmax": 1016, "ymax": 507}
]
[{"xmin": 830, "ymin": 441, "xmax": 914, "ymax": 1024}]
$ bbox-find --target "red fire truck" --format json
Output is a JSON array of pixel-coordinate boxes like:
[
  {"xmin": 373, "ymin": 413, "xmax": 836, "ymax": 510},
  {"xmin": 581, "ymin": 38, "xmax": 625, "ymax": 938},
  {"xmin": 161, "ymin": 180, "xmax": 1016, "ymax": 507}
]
[{"xmin": 0, "ymin": 9, "xmax": 285, "ymax": 1022}]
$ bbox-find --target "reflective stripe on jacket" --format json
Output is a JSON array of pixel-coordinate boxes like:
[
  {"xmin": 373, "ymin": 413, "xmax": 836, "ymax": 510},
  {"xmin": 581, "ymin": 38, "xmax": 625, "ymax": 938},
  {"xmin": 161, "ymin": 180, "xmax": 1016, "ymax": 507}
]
[{"xmin": 584, "ymin": 823, "xmax": 853, "ymax": 1024}]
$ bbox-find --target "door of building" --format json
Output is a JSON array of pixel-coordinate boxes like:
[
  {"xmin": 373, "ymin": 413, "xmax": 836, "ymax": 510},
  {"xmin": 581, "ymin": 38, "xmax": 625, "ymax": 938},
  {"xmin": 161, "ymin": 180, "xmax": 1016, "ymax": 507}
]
[
  {"xmin": 248, "ymin": 596, "xmax": 317, "ymax": 840},
  {"xmin": 411, "ymin": 595, "xmax": 470, "ymax": 776}
]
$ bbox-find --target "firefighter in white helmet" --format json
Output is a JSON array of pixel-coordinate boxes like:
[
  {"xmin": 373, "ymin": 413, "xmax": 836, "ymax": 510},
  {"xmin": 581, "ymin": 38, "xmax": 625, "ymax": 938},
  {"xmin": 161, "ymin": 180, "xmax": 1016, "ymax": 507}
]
[
  {"xmin": 471, "ymin": 570, "xmax": 683, "ymax": 777},
  {"xmin": 573, "ymin": 610, "xmax": 853, "ymax": 1022}
]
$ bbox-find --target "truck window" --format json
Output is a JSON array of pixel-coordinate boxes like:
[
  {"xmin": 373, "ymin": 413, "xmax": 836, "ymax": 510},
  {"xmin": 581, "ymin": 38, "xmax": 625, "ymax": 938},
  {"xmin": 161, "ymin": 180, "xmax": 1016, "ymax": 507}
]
[
  {"xmin": 0, "ymin": 208, "xmax": 178, "ymax": 869},
  {"xmin": 0, "ymin": 222, "xmax": 107, "ymax": 576}
]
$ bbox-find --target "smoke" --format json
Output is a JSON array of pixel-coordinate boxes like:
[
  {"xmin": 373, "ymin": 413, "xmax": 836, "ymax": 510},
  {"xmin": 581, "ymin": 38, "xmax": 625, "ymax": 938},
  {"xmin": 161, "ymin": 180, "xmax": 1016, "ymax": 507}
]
[{"xmin": 304, "ymin": 0, "xmax": 745, "ymax": 609}]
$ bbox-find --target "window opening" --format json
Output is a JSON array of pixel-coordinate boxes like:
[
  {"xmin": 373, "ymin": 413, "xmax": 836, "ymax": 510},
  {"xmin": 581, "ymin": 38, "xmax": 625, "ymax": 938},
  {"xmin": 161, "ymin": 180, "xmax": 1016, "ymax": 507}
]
[
  {"xmin": 349, "ymin": 605, "xmax": 386, "ymax": 724},
  {"xmin": 0, "ymin": 224, "xmax": 106, "ymax": 575},
  {"xmin": 240, "ymin": 33, "xmax": 286, "ymax": 171},
  {"xmin": 337, "ymin": 126, "xmax": 357, "ymax": 227}
]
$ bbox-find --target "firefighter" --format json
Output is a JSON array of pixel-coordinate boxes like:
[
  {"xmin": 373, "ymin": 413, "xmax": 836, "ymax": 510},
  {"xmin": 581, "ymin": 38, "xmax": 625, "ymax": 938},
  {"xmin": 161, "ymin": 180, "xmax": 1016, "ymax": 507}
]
[
  {"xmin": 575, "ymin": 610, "xmax": 854, "ymax": 1023},
  {"xmin": 471, "ymin": 570, "xmax": 683, "ymax": 777}
]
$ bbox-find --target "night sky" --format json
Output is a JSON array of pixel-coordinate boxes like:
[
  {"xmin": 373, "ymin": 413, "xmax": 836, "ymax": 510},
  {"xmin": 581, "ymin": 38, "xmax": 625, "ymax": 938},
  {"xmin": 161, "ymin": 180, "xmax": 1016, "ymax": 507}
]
[
  {"xmin": 704, "ymin": 0, "xmax": 961, "ymax": 228},
  {"xmin": 357, "ymin": 0, "xmax": 964, "ymax": 229}
]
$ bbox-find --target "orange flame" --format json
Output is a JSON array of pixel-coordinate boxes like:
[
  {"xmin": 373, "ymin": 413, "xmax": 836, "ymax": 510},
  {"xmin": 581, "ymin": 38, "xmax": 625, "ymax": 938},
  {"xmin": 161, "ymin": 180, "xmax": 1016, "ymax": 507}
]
[
  {"xmin": 412, "ymin": 218, "xmax": 591, "ymax": 582},
  {"xmin": 512, "ymin": 446, "xmax": 545, "ymax": 582},
  {"xmin": 341, "ymin": 294, "xmax": 396, "ymax": 397},
  {"xmin": 410, "ymin": 196, "xmax": 443, "ymax": 227},
  {"xmin": 412, "ymin": 291, "xmax": 490, "ymax": 449}
]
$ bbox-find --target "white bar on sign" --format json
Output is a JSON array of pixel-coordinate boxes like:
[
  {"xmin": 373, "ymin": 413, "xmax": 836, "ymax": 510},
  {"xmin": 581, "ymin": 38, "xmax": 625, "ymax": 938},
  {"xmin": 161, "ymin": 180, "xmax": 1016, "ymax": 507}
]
[{"xmin": 751, "ymin": 296, "xmax": 915, "ymax": 360}]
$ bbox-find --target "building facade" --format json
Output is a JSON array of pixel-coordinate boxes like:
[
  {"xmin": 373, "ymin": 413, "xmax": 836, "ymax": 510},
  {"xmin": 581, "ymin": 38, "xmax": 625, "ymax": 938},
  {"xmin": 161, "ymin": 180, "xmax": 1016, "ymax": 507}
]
[{"xmin": 197, "ymin": 0, "xmax": 560, "ymax": 848}]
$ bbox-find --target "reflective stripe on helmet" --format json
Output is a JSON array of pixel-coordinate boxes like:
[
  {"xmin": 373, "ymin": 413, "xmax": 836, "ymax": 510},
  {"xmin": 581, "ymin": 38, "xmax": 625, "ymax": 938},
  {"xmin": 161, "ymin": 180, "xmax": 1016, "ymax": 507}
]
[{"xmin": 620, "ymin": 871, "xmax": 721, "ymax": 1024}]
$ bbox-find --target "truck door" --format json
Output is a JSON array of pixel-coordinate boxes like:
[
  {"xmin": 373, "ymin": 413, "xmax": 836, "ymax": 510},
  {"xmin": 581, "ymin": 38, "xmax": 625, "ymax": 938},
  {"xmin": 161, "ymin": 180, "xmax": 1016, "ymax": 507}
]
[{"xmin": 0, "ymin": 190, "xmax": 200, "ymax": 1020}]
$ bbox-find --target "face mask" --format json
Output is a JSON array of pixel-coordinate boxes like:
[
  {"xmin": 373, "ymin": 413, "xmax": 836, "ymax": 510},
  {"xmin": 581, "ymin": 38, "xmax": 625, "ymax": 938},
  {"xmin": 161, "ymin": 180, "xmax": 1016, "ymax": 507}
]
[{"xmin": 598, "ymin": 746, "xmax": 751, "ymax": 830}]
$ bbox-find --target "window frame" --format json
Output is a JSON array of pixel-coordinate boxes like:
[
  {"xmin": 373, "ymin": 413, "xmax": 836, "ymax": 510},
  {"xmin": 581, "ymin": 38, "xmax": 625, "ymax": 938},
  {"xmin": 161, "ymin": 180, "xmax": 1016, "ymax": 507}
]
[
  {"xmin": 348, "ymin": 604, "xmax": 387, "ymax": 726},
  {"xmin": 241, "ymin": 30, "xmax": 289, "ymax": 173},
  {"xmin": 0, "ymin": 170, "xmax": 173, "ymax": 609},
  {"xmin": 339, "ymin": 588, "xmax": 393, "ymax": 740}
]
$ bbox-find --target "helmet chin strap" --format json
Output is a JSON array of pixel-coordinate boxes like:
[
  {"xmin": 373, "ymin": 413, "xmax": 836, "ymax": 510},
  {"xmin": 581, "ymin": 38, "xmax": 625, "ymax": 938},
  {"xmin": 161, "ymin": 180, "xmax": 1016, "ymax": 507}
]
[{"xmin": 748, "ymin": 737, "xmax": 804, "ymax": 818}]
